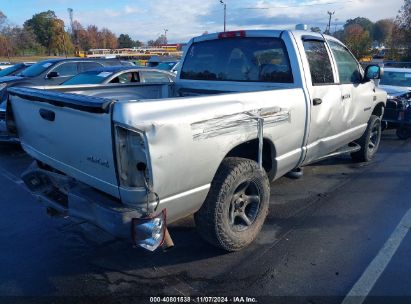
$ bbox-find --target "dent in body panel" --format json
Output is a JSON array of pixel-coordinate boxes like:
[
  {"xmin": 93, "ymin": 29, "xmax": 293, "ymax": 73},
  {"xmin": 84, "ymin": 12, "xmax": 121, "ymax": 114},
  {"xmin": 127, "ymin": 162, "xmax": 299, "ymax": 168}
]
[{"xmin": 191, "ymin": 106, "xmax": 291, "ymax": 140}]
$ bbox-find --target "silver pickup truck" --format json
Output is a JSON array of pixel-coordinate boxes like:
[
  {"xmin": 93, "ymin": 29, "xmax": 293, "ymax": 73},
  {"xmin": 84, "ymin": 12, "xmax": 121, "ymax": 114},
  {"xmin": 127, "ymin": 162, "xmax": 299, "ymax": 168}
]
[{"xmin": 7, "ymin": 30, "xmax": 386, "ymax": 252}]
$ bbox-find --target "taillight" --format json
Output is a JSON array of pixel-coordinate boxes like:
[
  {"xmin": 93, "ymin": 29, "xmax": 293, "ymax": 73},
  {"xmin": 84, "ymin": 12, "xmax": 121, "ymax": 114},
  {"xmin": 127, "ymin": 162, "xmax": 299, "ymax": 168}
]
[
  {"xmin": 218, "ymin": 30, "xmax": 246, "ymax": 39},
  {"xmin": 114, "ymin": 125, "xmax": 151, "ymax": 188}
]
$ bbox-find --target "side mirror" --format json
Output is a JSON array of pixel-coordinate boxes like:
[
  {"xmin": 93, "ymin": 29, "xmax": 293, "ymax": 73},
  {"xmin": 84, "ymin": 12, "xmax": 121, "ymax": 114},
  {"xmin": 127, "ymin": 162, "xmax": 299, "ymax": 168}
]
[
  {"xmin": 364, "ymin": 65, "xmax": 383, "ymax": 82},
  {"xmin": 46, "ymin": 71, "xmax": 59, "ymax": 79}
]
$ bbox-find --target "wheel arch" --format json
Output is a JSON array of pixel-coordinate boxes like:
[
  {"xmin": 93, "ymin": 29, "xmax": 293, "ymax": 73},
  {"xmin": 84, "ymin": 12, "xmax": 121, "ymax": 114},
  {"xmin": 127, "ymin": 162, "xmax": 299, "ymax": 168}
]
[
  {"xmin": 224, "ymin": 137, "xmax": 277, "ymax": 180},
  {"xmin": 372, "ymin": 102, "xmax": 385, "ymax": 118}
]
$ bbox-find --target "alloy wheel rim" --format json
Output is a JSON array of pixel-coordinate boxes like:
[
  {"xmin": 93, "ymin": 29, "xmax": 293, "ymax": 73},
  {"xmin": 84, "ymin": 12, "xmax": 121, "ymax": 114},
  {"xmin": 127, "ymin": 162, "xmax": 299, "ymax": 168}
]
[
  {"xmin": 229, "ymin": 180, "xmax": 261, "ymax": 231},
  {"xmin": 368, "ymin": 121, "xmax": 381, "ymax": 153}
]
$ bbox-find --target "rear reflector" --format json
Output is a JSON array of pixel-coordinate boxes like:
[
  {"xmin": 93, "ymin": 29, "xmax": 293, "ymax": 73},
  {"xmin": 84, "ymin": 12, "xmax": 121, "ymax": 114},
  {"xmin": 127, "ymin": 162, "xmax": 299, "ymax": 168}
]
[{"xmin": 218, "ymin": 30, "xmax": 246, "ymax": 39}]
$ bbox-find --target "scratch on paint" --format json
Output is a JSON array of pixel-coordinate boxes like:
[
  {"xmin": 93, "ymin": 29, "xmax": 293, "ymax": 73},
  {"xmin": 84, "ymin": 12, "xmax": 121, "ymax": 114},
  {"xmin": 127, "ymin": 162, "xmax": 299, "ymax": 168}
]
[{"xmin": 191, "ymin": 106, "xmax": 290, "ymax": 140}]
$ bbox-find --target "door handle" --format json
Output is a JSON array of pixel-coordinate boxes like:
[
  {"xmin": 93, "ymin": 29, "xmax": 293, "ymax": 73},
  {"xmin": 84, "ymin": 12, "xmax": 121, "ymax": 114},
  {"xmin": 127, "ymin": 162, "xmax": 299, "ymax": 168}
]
[
  {"xmin": 342, "ymin": 94, "xmax": 351, "ymax": 100},
  {"xmin": 313, "ymin": 98, "xmax": 322, "ymax": 106},
  {"xmin": 39, "ymin": 109, "xmax": 55, "ymax": 122}
]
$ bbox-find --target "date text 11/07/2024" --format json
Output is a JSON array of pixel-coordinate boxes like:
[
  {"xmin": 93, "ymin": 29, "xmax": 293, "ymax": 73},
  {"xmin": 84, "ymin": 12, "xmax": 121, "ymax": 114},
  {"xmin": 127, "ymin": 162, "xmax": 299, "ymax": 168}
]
[{"xmin": 149, "ymin": 296, "xmax": 258, "ymax": 303}]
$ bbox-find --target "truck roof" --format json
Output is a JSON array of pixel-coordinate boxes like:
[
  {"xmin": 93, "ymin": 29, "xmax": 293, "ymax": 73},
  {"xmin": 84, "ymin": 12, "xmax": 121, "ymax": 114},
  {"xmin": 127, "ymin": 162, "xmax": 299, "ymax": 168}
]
[{"xmin": 191, "ymin": 29, "xmax": 333, "ymax": 44}]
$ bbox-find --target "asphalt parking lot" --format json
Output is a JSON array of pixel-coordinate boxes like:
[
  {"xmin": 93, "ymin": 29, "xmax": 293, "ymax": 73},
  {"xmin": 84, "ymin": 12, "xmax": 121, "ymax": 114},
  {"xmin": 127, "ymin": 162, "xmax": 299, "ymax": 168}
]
[{"xmin": 0, "ymin": 130, "xmax": 410, "ymax": 304}]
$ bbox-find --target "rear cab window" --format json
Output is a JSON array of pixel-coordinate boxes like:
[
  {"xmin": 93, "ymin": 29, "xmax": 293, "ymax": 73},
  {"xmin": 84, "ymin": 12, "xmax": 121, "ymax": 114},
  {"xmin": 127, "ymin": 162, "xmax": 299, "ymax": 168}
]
[{"xmin": 181, "ymin": 37, "xmax": 293, "ymax": 83}]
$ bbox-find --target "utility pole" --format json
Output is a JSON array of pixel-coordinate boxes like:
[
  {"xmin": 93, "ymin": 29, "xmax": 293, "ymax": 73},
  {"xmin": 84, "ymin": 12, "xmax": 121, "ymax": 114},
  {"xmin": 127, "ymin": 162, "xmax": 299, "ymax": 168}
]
[
  {"xmin": 68, "ymin": 8, "xmax": 79, "ymax": 55},
  {"xmin": 326, "ymin": 11, "xmax": 335, "ymax": 34},
  {"xmin": 163, "ymin": 29, "xmax": 168, "ymax": 45},
  {"xmin": 220, "ymin": 0, "xmax": 226, "ymax": 32},
  {"xmin": 334, "ymin": 18, "xmax": 339, "ymax": 34}
]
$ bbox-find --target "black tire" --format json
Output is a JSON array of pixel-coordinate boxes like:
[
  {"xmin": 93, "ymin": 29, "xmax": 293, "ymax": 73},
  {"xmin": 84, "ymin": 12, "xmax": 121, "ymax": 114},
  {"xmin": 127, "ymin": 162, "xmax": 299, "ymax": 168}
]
[
  {"xmin": 194, "ymin": 157, "xmax": 270, "ymax": 251},
  {"xmin": 351, "ymin": 115, "xmax": 381, "ymax": 162},
  {"xmin": 396, "ymin": 126, "xmax": 411, "ymax": 140}
]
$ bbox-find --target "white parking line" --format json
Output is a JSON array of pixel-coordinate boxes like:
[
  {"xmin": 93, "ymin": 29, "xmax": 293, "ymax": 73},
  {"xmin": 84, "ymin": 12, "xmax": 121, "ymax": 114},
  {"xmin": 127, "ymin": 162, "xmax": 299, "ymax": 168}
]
[{"xmin": 342, "ymin": 208, "xmax": 411, "ymax": 304}]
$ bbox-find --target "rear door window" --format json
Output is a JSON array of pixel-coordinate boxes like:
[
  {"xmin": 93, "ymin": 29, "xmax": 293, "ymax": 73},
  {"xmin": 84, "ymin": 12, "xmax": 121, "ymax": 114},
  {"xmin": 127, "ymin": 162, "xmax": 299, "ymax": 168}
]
[
  {"xmin": 110, "ymin": 72, "xmax": 140, "ymax": 84},
  {"xmin": 79, "ymin": 62, "xmax": 103, "ymax": 73},
  {"xmin": 303, "ymin": 40, "xmax": 334, "ymax": 85},
  {"xmin": 181, "ymin": 37, "xmax": 293, "ymax": 83},
  {"xmin": 140, "ymin": 71, "xmax": 173, "ymax": 83}
]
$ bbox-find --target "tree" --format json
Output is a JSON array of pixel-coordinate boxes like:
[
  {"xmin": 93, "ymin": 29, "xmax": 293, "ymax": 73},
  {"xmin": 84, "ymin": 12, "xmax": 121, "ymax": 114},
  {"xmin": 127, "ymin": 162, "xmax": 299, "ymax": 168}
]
[
  {"xmin": 0, "ymin": 10, "xmax": 7, "ymax": 30},
  {"xmin": 333, "ymin": 29, "xmax": 345, "ymax": 41},
  {"xmin": 154, "ymin": 34, "xmax": 167, "ymax": 46},
  {"xmin": 0, "ymin": 34, "xmax": 11, "ymax": 57},
  {"xmin": 72, "ymin": 21, "xmax": 90, "ymax": 50},
  {"xmin": 118, "ymin": 33, "xmax": 133, "ymax": 48},
  {"xmin": 133, "ymin": 40, "xmax": 143, "ymax": 48},
  {"xmin": 343, "ymin": 24, "xmax": 371, "ymax": 59},
  {"xmin": 395, "ymin": 0, "xmax": 411, "ymax": 59},
  {"xmin": 147, "ymin": 40, "xmax": 155, "ymax": 46},
  {"xmin": 49, "ymin": 19, "xmax": 73, "ymax": 55},
  {"xmin": 2, "ymin": 25, "xmax": 44, "ymax": 56},
  {"xmin": 86, "ymin": 25, "xmax": 99, "ymax": 49},
  {"xmin": 99, "ymin": 28, "xmax": 117, "ymax": 49},
  {"xmin": 310, "ymin": 27, "xmax": 321, "ymax": 33},
  {"xmin": 344, "ymin": 17, "xmax": 374, "ymax": 39},
  {"xmin": 374, "ymin": 19, "xmax": 394, "ymax": 45},
  {"xmin": 24, "ymin": 10, "xmax": 57, "ymax": 54}
]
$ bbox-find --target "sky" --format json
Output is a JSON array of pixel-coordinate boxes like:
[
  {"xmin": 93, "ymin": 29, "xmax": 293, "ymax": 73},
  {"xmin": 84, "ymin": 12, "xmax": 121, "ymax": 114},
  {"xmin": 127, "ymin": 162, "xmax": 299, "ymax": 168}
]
[{"xmin": 0, "ymin": 0, "xmax": 405, "ymax": 43}]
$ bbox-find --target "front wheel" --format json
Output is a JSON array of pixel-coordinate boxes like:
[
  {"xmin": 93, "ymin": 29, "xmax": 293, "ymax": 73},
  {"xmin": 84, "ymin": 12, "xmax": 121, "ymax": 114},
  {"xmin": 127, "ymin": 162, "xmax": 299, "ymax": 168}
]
[
  {"xmin": 351, "ymin": 115, "xmax": 381, "ymax": 162},
  {"xmin": 194, "ymin": 157, "xmax": 270, "ymax": 251}
]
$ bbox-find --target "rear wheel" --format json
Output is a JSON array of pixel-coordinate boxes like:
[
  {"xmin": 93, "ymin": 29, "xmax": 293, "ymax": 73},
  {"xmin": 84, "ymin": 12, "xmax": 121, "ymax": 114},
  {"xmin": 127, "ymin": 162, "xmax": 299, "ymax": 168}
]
[
  {"xmin": 351, "ymin": 115, "xmax": 381, "ymax": 162},
  {"xmin": 194, "ymin": 157, "xmax": 270, "ymax": 251}
]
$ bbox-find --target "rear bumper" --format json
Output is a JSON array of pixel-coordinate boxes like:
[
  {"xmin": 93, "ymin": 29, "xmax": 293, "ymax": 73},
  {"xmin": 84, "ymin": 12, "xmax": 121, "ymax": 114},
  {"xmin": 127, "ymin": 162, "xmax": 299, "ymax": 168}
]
[{"xmin": 21, "ymin": 162, "xmax": 143, "ymax": 239}]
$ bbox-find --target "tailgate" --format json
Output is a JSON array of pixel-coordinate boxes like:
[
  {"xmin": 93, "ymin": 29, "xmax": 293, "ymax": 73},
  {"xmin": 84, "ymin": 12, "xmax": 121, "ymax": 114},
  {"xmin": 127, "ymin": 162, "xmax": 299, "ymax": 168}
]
[{"xmin": 8, "ymin": 87, "xmax": 120, "ymax": 198}]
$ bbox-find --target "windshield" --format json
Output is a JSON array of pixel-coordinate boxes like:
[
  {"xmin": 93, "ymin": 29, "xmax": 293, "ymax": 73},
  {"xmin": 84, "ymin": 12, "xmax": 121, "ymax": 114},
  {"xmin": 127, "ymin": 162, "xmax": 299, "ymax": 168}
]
[
  {"xmin": 62, "ymin": 70, "xmax": 112, "ymax": 85},
  {"xmin": 380, "ymin": 71, "xmax": 411, "ymax": 87},
  {"xmin": 19, "ymin": 61, "xmax": 55, "ymax": 77},
  {"xmin": 0, "ymin": 64, "xmax": 23, "ymax": 77},
  {"xmin": 181, "ymin": 37, "xmax": 293, "ymax": 83}
]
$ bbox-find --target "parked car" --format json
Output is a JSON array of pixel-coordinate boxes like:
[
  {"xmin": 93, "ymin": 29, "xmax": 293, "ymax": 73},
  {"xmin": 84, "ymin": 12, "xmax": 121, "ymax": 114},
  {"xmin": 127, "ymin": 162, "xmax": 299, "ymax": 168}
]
[
  {"xmin": 62, "ymin": 66, "xmax": 175, "ymax": 85},
  {"xmin": 0, "ymin": 62, "xmax": 13, "ymax": 70},
  {"xmin": 170, "ymin": 61, "xmax": 180, "ymax": 74},
  {"xmin": 383, "ymin": 61, "xmax": 411, "ymax": 69},
  {"xmin": 0, "ymin": 62, "xmax": 34, "ymax": 77},
  {"xmin": 0, "ymin": 58, "xmax": 127, "ymax": 142},
  {"xmin": 156, "ymin": 61, "xmax": 179, "ymax": 71},
  {"xmin": 7, "ymin": 30, "xmax": 386, "ymax": 252},
  {"xmin": 147, "ymin": 55, "xmax": 180, "ymax": 69},
  {"xmin": 379, "ymin": 67, "xmax": 411, "ymax": 139},
  {"xmin": 120, "ymin": 60, "xmax": 136, "ymax": 67}
]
